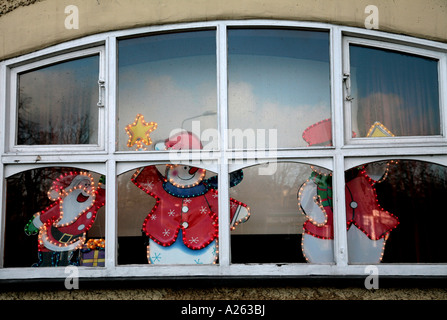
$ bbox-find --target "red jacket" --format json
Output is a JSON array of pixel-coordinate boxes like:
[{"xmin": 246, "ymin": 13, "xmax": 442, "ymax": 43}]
[
  {"xmin": 304, "ymin": 172, "xmax": 399, "ymax": 240},
  {"xmin": 36, "ymin": 187, "xmax": 105, "ymax": 250},
  {"xmin": 132, "ymin": 166, "xmax": 248, "ymax": 250}
]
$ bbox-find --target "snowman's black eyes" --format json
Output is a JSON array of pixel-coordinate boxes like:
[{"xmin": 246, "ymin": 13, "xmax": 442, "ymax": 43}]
[{"xmin": 183, "ymin": 166, "xmax": 188, "ymax": 170}]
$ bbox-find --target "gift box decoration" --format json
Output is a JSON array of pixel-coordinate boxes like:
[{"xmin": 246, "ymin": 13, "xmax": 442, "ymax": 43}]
[{"xmin": 80, "ymin": 239, "xmax": 105, "ymax": 267}]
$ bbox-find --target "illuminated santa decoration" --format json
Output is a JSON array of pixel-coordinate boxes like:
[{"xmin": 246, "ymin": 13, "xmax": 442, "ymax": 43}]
[
  {"xmin": 132, "ymin": 131, "xmax": 250, "ymax": 264},
  {"xmin": 24, "ymin": 171, "xmax": 105, "ymax": 267},
  {"xmin": 299, "ymin": 120, "xmax": 399, "ymax": 263}
]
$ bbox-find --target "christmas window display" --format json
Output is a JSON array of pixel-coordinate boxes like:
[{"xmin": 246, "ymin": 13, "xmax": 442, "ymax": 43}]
[
  {"xmin": 299, "ymin": 119, "xmax": 447, "ymax": 263},
  {"xmin": 3, "ymin": 168, "xmax": 105, "ymax": 268},
  {"xmin": 300, "ymin": 120, "xmax": 399, "ymax": 263},
  {"xmin": 118, "ymin": 130, "xmax": 250, "ymax": 265},
  {"xmin": 297, "ymin": 159, "xmax": 447, "ymax": 264}
]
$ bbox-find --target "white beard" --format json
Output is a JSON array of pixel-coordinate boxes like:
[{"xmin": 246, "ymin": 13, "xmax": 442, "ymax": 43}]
[{"xmin": 56, "ymin": 189, "xmax": 94, "ymax": 226}]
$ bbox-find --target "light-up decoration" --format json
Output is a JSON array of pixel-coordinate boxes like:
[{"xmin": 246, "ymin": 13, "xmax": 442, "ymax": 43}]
[
  {"xmin": 155, "ymin": 130, "xmax": 203, "ymax": 151},
  {"xmin": 302, "ymin": 118, "xmax": 333, "ymax": 146},
  {"xmin": 166, "ymin": 164, "xmax": 207, "ymax": 188},
  {"xmin": 298, "ymin": 166, "xmax": 334, "ymax": 263},
  {"xmin": 302, "ymin": 118, "xmax": 357, "ymax": 147},
  {"xmin": 132, "ymin": 163, "xmax": 250, "ymax": 264},
  {"xmin": 367, "ymin": 121, "xmax": 395, "ymax": 138},
  {"xmin": 85, "ymin": 238, "xmax": 105, "ymax": 250},
  {"xmin": 125, "ymin": 114, "xmax": 158, "ymax": 150},
  {"xmin": 24, "ymin": 171, "xmax": 105, "ymax": 267},
  {"xmin": 298, "ymin": 120, "xmax": 399, "ymax": 264},
  {"xmin": 80, "ymin": 238, "xmax": 105, "ymax": 267}
]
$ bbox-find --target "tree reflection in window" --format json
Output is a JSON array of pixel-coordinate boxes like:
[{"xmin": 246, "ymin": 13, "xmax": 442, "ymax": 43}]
[{"xmin": 17, "ymin": 55, "xmax": 99, "ymax": 145}]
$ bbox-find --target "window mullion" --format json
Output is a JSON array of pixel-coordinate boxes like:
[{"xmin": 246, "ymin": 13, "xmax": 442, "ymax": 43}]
[
  {"xmin": 105, "ymin": 159, "xmax": 117, "ymax": 269},
  {"xmin": 439, "ymin": 53, "xmax": 447, "ymax": 138},
  {"xmin": 217, "ymin": 22, "xmax": 231, "ymax": 267},
  {"xmin": 333, "ymin": 154, "xmax": 348, "ymax": 267},
  {"xmin": 332, "ymin": 26, "xmax": 349, "ymax": 267},
  {"xmin": 0, "ymin": 63, "xmax": 5, "ymax": 268},
  {"xmin": 0, "ymin": 163, "xmax": 4, "ymax": 268},
  {"xmin": 105, "ymin": 36, "xmax": 118, "ymax": 269}
]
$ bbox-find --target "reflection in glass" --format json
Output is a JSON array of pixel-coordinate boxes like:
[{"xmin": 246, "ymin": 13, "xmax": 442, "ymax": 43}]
[
  {"xmin": 372, "ymin": 160, "xmax": 447, "ymax": 263},
  {"xmin": 118, "ymin": 31, "xmax": 217, "ymax": 151},
  {"xmin": 230, "ymin": 162, "xmax": 329, "ymax": 263},
  {"xmin": 118, "ymin": 164, "xmax": 249, "ymax": 265},
  {"xmin": 345, "ymin": 161, "xmax": 399, "ymax": 264},
  {"xmin": 350, "ymin": 45, "xmax": 440, "ymax": 137},
  {"xmin": 4, "ymin": 168, "xmax": 105, "ymax": 267},
  {"xmin": 228, "ymin": 29, "xmax": 331, "ymax": 148},
  {"xmin": 17, "ymin": 55, "xmax": 99, "ymax": 145}
]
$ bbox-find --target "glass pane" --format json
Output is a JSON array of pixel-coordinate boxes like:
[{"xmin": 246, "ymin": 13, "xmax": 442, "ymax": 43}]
[
  {"xmin": 230, "ymin": 162, "xmax": 334, "ymax": 264},
  {"xmin": 4, "ymin": 167, "xmax": 105, "ymax": 267},
  {"xmin": 350, "ymin": 45, "xmax": 440, "ymax": 137},
  {"xmin": 228, "ymin": 29, "xmax": 331, "ymax": 149},
  {"xmin": 17, "ymin": 55, "xmax": 99, "ymax": 145},
  {"xmin": 349, "ymin": 160, "xmax": 447, "ymax": 263},
  {"xmin": 118, "ymin": 164, "xmax": 248, "ymax": 265},
  {"xmin": 118, "ymin": 31, "xmax": 217, "ymax": 151}
]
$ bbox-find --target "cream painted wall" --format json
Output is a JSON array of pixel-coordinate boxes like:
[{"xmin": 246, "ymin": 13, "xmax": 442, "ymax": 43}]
[{"xmin": 0, "ymin": 0, "xmax": 446, "ymax": 60}]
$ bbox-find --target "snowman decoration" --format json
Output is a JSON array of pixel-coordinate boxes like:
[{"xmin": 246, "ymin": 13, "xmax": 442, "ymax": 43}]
[
  {"xmin": 132, "ymin": 131, "xmax": 250, "ymax": 264},
  {"xmin": 299, "ymin": 120, "xmax": 399, "ymax": 264}
]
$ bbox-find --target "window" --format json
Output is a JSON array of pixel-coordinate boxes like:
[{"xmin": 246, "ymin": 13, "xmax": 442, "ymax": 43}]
[
  {"xmin": 227, "ymin": 29, "xmax": 331, "ymax": 148},
  {"xmin": 343, "ymin": 37, "xmax": 446, "ymax": 143},
  {"xmin": 7, "ymin": 47, "xmax": 105, "ymax": 153},
  {"xmin": 4, "ymin": 167, "xmax": 105, "ymax": 267},
  {"xmin": 1, "ymin": 21, "xmax": 447, "ymax": 281},
  {"xmin": 117, "ymin": 31, "xmax": 217, "ymax": 151}
]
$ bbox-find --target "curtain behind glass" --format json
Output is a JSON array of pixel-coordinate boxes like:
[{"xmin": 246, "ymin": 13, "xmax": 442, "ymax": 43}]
[{"xmin": 350, "ymin": 45, "xmax": 440, "ymax": 137}]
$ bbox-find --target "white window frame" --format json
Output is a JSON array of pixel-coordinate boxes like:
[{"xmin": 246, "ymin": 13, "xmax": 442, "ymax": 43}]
[
  {"xmin": 5, "ymin": 46, "xmax": 106, "ymax": 154},
  {"xmin": 343, "ymin": 36, "xmax": 447, "ymax": 146},
  {"xmin": 1, "ymin": 21, "xmax": 447, "ymax": 282}
]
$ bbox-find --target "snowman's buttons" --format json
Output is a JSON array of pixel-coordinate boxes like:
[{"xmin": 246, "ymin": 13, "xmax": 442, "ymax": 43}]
[
  {"xmin": 350, "ymin": 201, "xmax": 358, "ymax": 209},
  {"xmin": 182, "ymin": 221, "xmax": 189, "ymax": 229}
]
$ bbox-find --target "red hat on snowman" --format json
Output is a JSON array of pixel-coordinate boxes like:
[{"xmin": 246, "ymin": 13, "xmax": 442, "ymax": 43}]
[{"xmin": 154, "ymin": 130, "xmax": 202, "ymax": 151}]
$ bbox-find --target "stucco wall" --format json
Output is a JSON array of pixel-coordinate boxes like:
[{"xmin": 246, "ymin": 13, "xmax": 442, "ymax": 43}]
[
  {"xmin": 0, "ymin": 0, "xmax": 446, "ymax": 61},
  {"xmin": 0, "ymin": 279, "xmax": 447, "ymax": 300},
  {"xmin": 0, "ymin": 0, "xmax": 446, "ymax": 300}
]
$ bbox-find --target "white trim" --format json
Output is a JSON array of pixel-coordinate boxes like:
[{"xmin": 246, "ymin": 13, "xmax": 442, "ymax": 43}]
[
  {"xmin": 1, "ymin": 263, "xmax": 446, "ymax": 281},
  {"xmin": 345, "ymin": 155, "xmax": 447, "ymax": 171},
  {"xmin": 3, "ymin": 163, "xmax": 106, "ymax": 178}
]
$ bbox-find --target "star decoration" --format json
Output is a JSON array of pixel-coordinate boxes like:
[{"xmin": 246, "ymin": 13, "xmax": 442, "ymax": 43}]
[
  {"xmin": 366, "ymin": 121, "xmax": 394, "ymax": 137},
  {"xmin": 125, "ymin": 114, "xmax": 158, "ymax": 150}
]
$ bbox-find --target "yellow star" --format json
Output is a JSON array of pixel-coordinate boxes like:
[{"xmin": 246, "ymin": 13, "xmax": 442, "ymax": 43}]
[{"xmin": 125, "ymin": 114, "xmax": 158, "ymax": 150}]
